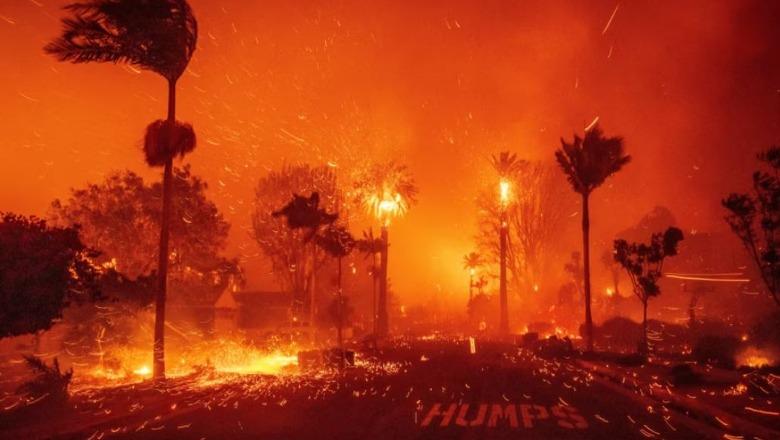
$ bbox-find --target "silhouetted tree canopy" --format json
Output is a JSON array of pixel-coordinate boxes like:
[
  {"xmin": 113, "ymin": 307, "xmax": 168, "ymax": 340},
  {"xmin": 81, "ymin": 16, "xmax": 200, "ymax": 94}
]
[
  {"xmin": 614, "ymin": 227, "xmax": 684, "ymax": 353},
  {"xmin": 0, "ymin": 213, "xmax": 101, "ymax": 338},
  {"xmin": 316, "ymin": 225, "xmax": 356, "ymax": 259},
  {"xmin": 273, "ymin": 192, "xmax": 338, "ymax": 238},
  {"xmin": 253, "ymin": 164, "xmax": 342, "ymax": 298},
  {"xmin": 49, "ymin": 166, "xmax": 238, "ymax": 305},
  {"xmin": 724, "ymin": 146, "xmax": 780, "ymax": 306},
  {"xmin": 144, "ymin": 119, "xmax": 196, "ymax": 167},
  {"xmin": 45, "ymin": 0, "xmax": 197, "ymax": 83},
  {"xmin": 555, "ymin": 124, "xmax": 632, "ymax": 196},
  {"xmin": 476, "ymin": 160, "xmax": 574, "ymax": 293}
]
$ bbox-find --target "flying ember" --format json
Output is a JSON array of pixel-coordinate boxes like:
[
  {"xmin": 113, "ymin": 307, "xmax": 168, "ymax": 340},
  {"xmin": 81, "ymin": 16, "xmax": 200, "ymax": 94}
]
[{"xmin": 1, "ymin": 1, "xmax": 779, "ymax": 439}]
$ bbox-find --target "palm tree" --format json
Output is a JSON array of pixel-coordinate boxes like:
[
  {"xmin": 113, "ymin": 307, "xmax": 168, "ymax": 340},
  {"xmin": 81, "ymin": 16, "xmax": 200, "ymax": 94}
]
[
  {"xmin": 357, "ymin": 229, "xmax": 384, "ymax": 335},
  {"xmin": 555, "ymin": 124, "xmax": 631, "ymax": 351},
  {"xmin": 462, "ymin": 252, "xmax": 483, "ymax": 301},
  {"xmin": 46, "ymin": 0, "xmax": 198, "ymax": 380},
  {"xmin": 353, "ymin": 162, "xmax": 418, "ymax": 337},
  {"xmin": 490, "ymin": 151, "xmax": 525, "ymax": 335}
]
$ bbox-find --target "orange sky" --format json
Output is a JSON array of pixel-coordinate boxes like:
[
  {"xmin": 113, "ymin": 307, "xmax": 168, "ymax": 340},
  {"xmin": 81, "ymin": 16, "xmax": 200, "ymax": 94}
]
[{"xmin": 1, "ymin": 0, "xmax": 779, "ymax": 303}]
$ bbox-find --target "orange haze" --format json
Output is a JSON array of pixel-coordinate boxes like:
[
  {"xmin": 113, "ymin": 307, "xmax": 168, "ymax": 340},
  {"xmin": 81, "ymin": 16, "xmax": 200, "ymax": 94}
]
[{"xmin": 1, "ymin": 0, "xmax": 779, "ymax": 304}]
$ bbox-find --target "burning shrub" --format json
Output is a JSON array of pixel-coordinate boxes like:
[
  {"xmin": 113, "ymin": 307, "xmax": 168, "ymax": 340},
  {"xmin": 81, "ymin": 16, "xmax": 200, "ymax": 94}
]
[
  {"xmin": 692, "ymin": 335, "xmax": 739, "ymax": 369},
  {"xmin": 17, "ymin": 355, "xmax": 73, "ymax": 406}
]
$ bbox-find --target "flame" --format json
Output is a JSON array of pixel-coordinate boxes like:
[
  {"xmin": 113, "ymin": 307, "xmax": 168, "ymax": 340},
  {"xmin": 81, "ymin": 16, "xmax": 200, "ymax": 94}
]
[
  {"xmin": 80, "ymin": 338, "xmax": 300, "ymax": 387},
  {"xmin": 499, "ymin": 179, "xmax": 511, "ymax": 206},
  {"xmin": 736, "ymin": 347, "xmax": 775, "ymax": 368},
  {"xmin": 367, "ymin": 192, "xmax": 406, "ymax": 226},
  {"xmin": 605, "ymin": 287, "xmax": 614, "ymax": 297},
  {"xmin": 133, "ymin": 365, "xmax": 151, "ymax": 376}
]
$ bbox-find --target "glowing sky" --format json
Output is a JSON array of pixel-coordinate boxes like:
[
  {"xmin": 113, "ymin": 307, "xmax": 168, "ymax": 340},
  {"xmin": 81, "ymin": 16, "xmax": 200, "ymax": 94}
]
[{"xmin": 1, "ymin": 0, "xmax": 779, "ymax": 301}]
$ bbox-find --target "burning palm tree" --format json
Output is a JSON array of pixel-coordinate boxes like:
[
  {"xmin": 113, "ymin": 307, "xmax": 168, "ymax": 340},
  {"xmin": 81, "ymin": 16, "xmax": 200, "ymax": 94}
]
[
  {"xmin": 353, "ymin": 162, "xmax": 417, "ymax": 337},
  {"xmin": 46, "ymin": 0, "xmax": 198, "ymax": 380},
  {"xmin": 357, "ymin": 229, "xmax": 384, "ymax": 335},
  {"xmin": 555, "ymin": 124, "xmax": 631, "ymax": 351},
  {"xmin": 490, "ymin": 151, "xmax": 525, "ymax": 335}
]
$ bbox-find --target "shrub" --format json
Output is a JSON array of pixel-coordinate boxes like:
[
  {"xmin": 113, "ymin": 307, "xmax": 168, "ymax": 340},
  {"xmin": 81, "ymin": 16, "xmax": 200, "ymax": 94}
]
[
  {"xmin": 692, "ymin": 335, "xmax": 740, "ymax": 369},
  {"xmin": 669, "ymin": 363, "xmax": 701, "ymax": 386},
  {"xmin": 17, "ymin": 356, "xmax": 73, "ymax": 406}
]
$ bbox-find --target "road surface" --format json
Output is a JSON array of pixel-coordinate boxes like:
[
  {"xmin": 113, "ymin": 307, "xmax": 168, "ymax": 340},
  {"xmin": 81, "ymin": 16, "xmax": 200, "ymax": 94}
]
[{"xmin": 11, "ymin": 338, "xmax": 733, "ymax": 440}]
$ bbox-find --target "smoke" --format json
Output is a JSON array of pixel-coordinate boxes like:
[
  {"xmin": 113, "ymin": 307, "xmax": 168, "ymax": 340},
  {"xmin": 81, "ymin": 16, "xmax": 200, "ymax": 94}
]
[{"xmin": 1, "ymin": 0, "xmax": 779, "ymax": 303}]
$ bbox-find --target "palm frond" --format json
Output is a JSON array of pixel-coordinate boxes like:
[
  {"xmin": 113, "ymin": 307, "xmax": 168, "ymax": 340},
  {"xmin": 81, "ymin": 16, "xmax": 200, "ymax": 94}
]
[
  {"xmin": 555, "ymin": 124, "xmax": 631, "ymax": 195},
  {"xmin": 143, "ymin": 119, "xmax": 196, "ymax": 166},
  {"xmin": 491, "ymin": 151, "xmax": 526, "ymax": 179},
  {"xmin": 46, "ymin": 0, "xmax": 197, "ymax": 81}
]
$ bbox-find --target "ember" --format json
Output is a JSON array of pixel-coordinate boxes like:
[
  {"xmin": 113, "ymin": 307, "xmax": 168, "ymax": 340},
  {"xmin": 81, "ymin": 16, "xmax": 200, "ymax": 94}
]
[{"xmin": 2, "ymin": 1, "xmax": 780, "ymax": 439}]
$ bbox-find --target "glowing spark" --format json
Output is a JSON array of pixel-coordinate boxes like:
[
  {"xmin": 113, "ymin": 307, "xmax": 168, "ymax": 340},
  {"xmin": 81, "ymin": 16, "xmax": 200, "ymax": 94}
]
[
  {"xmin": 745, "ymin": 406, "xmax": 780, "ymax": 416},
  {"xmin": 602, "ymin": 4, "xmax": 620, "ymax": 35},
  {"xmin": 585, "ymin": 116, "xmax": 600, "ymax": 131},
  {"xmin": 664, "ymin": 274, "xmax": 750, "ymax": 283}
]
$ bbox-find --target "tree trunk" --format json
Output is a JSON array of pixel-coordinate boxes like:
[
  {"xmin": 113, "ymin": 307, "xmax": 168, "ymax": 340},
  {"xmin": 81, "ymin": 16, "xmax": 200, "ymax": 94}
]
[
  {"xmin": 641, "ymin": 299, "xmax": 648, "ymax": 355},
  {"xmin": 612, "ymin": 270, "xmax": 620, "ymax": 297},
  {"xmin": 337, "ymin": 256, "xmax": 344, "ymax": 370},
  {"xmin": 153, "ymin": 79, "xmax": 176, "ymax": 381},
  {"xmin": 499, "ymin": 210, "xmax": 509, "ymax": 335},
  {"xmin": 469, "ymin": 273, "xmax": 474, "ymax": 302},
  {"xmin": 688, "ymin": 287, "xmax": 701, "ymax": 330},
  {"xmin": 377, "ymin": 226, "xmax": 389, "ymax": 337},
  {"xmin": 309, "ymin": 244, "xmax": 317, "ymax": 342},
  {"xmin": 582, "ymin": 193, "xmax": 594, "ymax": 352}
]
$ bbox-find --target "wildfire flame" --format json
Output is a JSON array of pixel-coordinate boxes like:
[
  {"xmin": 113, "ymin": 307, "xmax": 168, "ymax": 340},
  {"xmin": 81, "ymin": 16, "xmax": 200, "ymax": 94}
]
[
  {"xmin": 736, "ymin": 347, "xmax": 775, "ymax": 368},
  {"xmin": 499, "ymin": 179, "xmax": 511, "ymax": 207},
  {"xmin": 367, "ymin": 192, "xmax": 406, "ymax": 226},
  {"xmin": 80, "ymin": 338, "xmax": 300, "ymax": 387}
]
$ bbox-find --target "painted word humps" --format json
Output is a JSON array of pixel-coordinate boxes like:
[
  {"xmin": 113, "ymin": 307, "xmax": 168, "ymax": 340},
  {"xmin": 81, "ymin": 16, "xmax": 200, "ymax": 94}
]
[{"xmin": 420, "ymin": 402, "xmax": 588, "ymax": 430}]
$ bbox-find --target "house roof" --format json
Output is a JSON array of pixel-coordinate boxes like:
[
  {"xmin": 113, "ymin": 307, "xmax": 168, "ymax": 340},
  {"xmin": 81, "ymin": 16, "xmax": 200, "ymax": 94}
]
[
  {"xmin": 214, "ymin": 288, "xmax": 239, "ymax": 310},
  {"xmin": 214, "ymin": 285, "xmax": 293, "ymax": 310}
]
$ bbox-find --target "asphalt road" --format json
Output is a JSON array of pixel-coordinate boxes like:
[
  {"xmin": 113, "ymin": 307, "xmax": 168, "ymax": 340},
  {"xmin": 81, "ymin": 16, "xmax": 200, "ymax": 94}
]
[{"xmin": 37, "ymin": 338, "xmax": 720, "ymax": 440}]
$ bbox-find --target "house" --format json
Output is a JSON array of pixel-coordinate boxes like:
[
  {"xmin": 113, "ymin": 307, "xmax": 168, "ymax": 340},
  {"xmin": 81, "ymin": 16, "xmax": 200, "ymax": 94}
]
[{"xmin": 214, "ymin": 289, "xmax": 292, "ymax": 334}]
